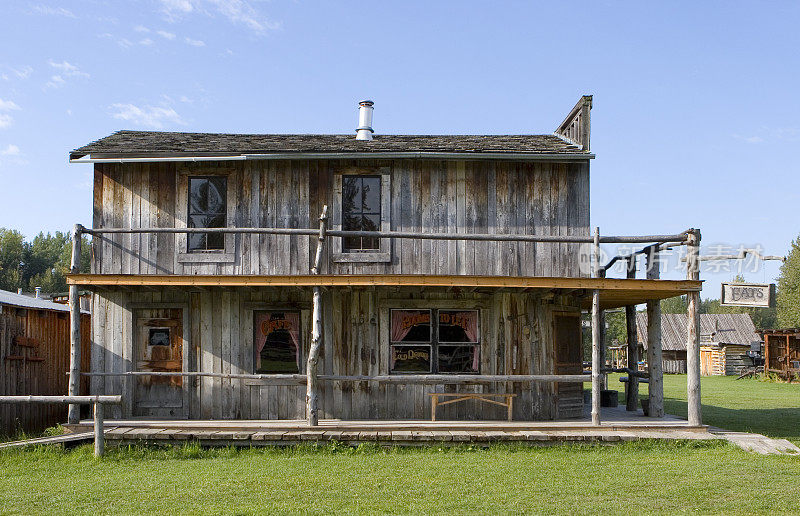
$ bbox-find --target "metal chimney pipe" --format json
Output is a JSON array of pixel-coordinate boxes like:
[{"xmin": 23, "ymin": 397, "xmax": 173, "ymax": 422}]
[
  {"xmin": 35, "ymin": 286, "xmax": 41, "ymax": 299},
  {"xmin": 355, "ymin": 100, "xmax": 374, "ymax": 141}
]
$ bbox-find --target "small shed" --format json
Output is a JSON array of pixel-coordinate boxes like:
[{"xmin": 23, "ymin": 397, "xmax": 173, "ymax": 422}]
[
  {"xmin": 637, "ymin": 313, "xmax": 760, "ymax": 375},
  {"xmin": 760, "ymin": 329, "xmax": 800, "ymax": 380},
  {"xmin": 0, "ymin": 289, "xmax": 91, "ymax": 434}
]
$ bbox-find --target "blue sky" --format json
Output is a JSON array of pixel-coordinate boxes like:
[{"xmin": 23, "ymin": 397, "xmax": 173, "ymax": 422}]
[{"xmin": 0, "ymin": 1, "xmax": 797, "ymax": 297}]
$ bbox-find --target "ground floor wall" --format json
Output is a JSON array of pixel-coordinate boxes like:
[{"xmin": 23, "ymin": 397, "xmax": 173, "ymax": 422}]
[{"xmin": 90, "ymin": 287, "xmax": 584, "ymax": 421}]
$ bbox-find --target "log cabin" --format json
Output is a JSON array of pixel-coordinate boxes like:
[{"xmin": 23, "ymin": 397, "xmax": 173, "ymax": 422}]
[
  {"xmin": 65, "ymin": 96, "xmax": 704, "ymax": 425},
  {"xmin": 637, "ymin": 313, "xmax": 759, "ymax": 375}
]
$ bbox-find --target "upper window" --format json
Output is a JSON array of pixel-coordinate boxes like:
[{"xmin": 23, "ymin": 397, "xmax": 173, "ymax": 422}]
[
  {"xmin": 390, "ymin": 309, "xmax": 480, "ymax": 374},
  {"xmin": 342, "ymin": 175, "xmax": 381, "ymax": 252},
  {"xmin": 187, "ymin": 176, "xmax": 227, "ymax": 252}
]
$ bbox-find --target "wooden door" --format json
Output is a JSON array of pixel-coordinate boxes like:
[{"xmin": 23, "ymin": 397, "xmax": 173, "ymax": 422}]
[
  {"xmin": 554, "ymin": 313, "xmax": 583, "ymax": 418},
  {"xmin": 134, "ymin": 308, "xmax": 187, "ymax": 418},
  {"xmin": 700, "ymin": 349, "xmax": 712, "ymax": 376}
]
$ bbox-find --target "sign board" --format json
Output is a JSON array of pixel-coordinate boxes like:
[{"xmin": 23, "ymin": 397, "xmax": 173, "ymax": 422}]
[{"xmin": 720, "ymin": 283, "xmax": 775, "ymax": 308}]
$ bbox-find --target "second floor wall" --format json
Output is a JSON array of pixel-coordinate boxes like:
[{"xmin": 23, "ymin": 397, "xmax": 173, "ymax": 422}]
[{"xmin": 91, "ymin": 158, "xmax": 590, "ymax": 277}]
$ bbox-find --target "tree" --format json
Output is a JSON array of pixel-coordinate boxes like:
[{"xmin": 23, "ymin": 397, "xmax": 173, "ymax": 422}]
[
  {"xmin": 777, "ymin": 234, "xmax": 800, "ymax": 327},
  {"xmin": 661, "ymin": 295, "xmax": 687, "ymax": 314},
  {"xmin": 0, "ymin": 228, "xmax": 25, "ymax": 291},
  {"xmin": 0, "ymin": 228, "xmax": 90, "ymax": 294}
]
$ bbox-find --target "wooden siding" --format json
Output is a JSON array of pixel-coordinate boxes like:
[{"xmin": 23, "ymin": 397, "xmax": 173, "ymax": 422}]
[
  {"xmin": 0, "ymin": 309, "xmax": 91, "ymax": 434},
  {"xmin": 91, "ymin": 159, "xmax": 590, "ymax": 277},
  {"xmin": 91, "ymin": 288, "xmax": 583, "ymax": 421}
]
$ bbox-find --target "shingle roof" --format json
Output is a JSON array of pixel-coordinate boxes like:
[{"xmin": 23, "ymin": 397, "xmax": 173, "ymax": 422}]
[
  {"xmin": 637, "ymin": 313, "xmax": 760, "ymax": 351},
  {"xmin": 70, "ymin": 131, "xmax": 588, "ymax": 158},
  {"xmin": 0, "ymin": 289, "xmax": 90, "ymax": 314}
]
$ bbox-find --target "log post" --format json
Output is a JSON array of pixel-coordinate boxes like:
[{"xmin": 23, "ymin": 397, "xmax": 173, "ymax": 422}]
[
  {"xmin": 646, "ymin": 246, "xmax": 664, "ymax": 417},
  {"xmin": 686, "ymin": 229, "xmax": 702, "ymax": 425},
  {"xmin": 68, "ymin": 224, "xmax": 82, "ymax": 424},
  {"xmin": 591, "ymin": 227, "xmax": 601, "ymax": 426},
  {"xmin": 93, "ymin": 401, "xmax": 104, "ymax": 457},
  {"xmin": 625, "ymin": 257, "xmax": 639, "ymax": 411},
  {"xmin": 306, "ymin": 206, "xmax": 328, "ymax": 427},
  {"xmin": 598, "ymin": 267, "xmax": 607, "ymax": 390}
]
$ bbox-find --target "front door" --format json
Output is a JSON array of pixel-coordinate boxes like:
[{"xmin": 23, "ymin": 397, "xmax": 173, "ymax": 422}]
[
  {"xmin": 134, "ymin": 308, "xmax": 187, "ymax": 418},
  {"xmin": 554, "ymin": 312, "xmax": 583, "ymax": 418}
]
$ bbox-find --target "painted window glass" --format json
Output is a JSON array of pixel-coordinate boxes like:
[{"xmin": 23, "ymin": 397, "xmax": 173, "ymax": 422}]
[
  {"xmin": 148, "ymin": 328, "xmax": 171, "ymax": 346},
  {"xmin": 188, "ymin": 176, "xmax": 227, "ymax": 252},
  {"xmin": 389, "ymin": 309, "xmax": 480, "ymax": 374},
  {"xmin": 342, "ymin": 175, "xmax": 381, "ymax": 251},
  {"xmin": 254, "ymin": 311, "xmax": 301, "ymax": 374},
  {"xmin": 390, "ymin": 309, "xmax": 432, "ymax": 373},
  {"xmin": 437, "ymin": 310, "xmax": 480, "ymax": 373}
]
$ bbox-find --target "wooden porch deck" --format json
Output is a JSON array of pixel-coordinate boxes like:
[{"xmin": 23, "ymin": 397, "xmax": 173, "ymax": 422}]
[{"xmin": 67, "ymin": 406, "xmax": 717, "ymax": 447}]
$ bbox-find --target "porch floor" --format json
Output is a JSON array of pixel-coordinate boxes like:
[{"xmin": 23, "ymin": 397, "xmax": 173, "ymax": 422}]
[{"xmin": 68, "ymin": 406, "xmax": 722, "ymax": 446}]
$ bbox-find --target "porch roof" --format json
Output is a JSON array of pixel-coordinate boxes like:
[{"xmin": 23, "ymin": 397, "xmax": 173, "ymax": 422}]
[{"xmin": 67, "ymin": 274, "xmax": 700, "ymax": 310}]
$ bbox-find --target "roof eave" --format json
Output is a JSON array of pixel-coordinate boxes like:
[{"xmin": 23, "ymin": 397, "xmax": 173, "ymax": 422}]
[{"xmin": 69, "ymin": 151, "xmax": 595, "ymax": 163}]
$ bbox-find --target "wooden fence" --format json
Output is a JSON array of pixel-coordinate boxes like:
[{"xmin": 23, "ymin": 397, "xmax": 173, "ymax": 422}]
[
  {"xmin": 0, "ymin": 310, "xmax": 91, "ymax": 435},
  {"xmin": 663, "ymin": 359, "xmax": 687, "ymax": 374}
]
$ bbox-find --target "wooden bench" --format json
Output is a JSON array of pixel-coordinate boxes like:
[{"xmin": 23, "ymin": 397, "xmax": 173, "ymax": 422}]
[{"xmin": 427, "ymin": 392, "xmax": 517, "ymax": 421}]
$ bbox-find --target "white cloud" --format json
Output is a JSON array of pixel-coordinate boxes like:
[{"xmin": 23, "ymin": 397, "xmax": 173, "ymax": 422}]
[
  {"xmin": 0, "ymin": 144, "xmax": 20, "ymax": 156},
  {"xmin": 45, "ymin": 74, "xmax": 66, "ymax": 89},
  {"xmin": 157, "ymin": 0, "xmax": 280, "ymax": 34},
  {"xmin": 110, "ymin": 103, "xmax": 186, "ymax": 128},
  {"xmin": 48, "ymin": 60, "xmax": 90, "ymax": 79},
  {"xmin": 185, "ymin": 36, "xmax": 206, "ymax": 47},
  {"xmin": 134, "ymin": 25, "xmax": 151, "ymax": 33},
  {"xmin": 157, "ymin": 30, "xmax": 176, "ymax": 40},
  {"xmin": 32, "ymin": 5, "xmax": 77, "ymax": 18},
  {"xmin": 45, "ymin": 60, "xmax": 90, "ymax": 89},
  {"xmin": 140, "ymin": 38, "xmax": 155, "ymax": 46},
  {"xmin": 118, "ymin": 38, "xmax": 134, "ymax": 48},
  {"xmin": 734, "ymin": 127, "xmax": 800, "ymax": 144},
  {"xmin": 0, "ymin": 99, "xmax": 20, "ymax": 128},
  {"xmin": 0, "ymin": 99, "xmax": 21, "ymax": 111},
  {"xmin": 11, "ymin": 66, "xmax": 33, "ymax": 80}
]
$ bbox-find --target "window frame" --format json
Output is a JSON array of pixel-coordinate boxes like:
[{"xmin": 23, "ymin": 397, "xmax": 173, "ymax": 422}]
[
  {"xmin": 331, "ymin": 167, "xmax": 391, "ymax": 263},
  {"xmin": 176, "ymin": 168, "xmax": 236, "ymax": 263},
  {"xmin": 388, "ymin": 307, "xmax": 481, "ymax": 375},
  {"xmin": 241, "ymin": 303, "xmax": 311, "ymax": 382},
  {"xmin": 253, "ymin": 309, "xmax": 304, "ymax": 375}
]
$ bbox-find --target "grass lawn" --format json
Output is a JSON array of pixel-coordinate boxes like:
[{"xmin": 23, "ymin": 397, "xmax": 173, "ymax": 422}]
[
  {"xmin": 605, "ymin": 374, "xmax": 800, "ymax": 442},
  {"xmin": 1, "ymin": 441, "xmax": 800, "ymax": 515},
  {"xmin": 1, "ymin": 375, "xmax": 798, "ymax": 515}
]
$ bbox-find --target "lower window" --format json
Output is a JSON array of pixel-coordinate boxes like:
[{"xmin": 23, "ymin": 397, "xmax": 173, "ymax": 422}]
[
  {"xmin": 254, "ymin": 311, "xmax": 301, "ymax": 374},
  {"xmin": 390, "ymin": 309, "xmax": 480, "ymax": 374}
]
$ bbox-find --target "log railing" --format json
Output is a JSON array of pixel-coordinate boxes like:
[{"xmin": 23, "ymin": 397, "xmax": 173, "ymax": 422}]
[{"xmin": 0, "ymin": 395, "xmax": 122, "ymax": 456}]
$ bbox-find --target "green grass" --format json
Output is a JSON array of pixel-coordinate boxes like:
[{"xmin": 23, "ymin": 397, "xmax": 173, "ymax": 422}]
[
  {"xmin": 605, "ymin": 374, "xmax": 800, "ymax": 442},
  {"xmin": 1, "ymin": 441, "xmax": 800, "ymax": 515},
  {"xmin": 1, "ymin": 376, "xmax": 798, "ymax": 515}
]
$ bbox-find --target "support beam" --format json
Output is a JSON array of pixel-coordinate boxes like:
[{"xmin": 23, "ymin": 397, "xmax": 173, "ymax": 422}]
[
  {"xmin": 646, "ymin": 247, "xmax": 664, "ymax": 418},
  {"xmin": 591, "ymin": 227, "xmax": 601, "ymax": 426},
  {"xmin": 686, "ymin": 229, "xmax": 702, "ymax": 426},
  {"xmin": 306, "ymin": 206, "xmax": 328, "ymax": 427},
  {"xmin": 625, "ymin": 258, "xmax": 639, "ymax": 411},
  {"xmin": 67, "ymin": 224, "xmax": 82, "ymax": 424}
]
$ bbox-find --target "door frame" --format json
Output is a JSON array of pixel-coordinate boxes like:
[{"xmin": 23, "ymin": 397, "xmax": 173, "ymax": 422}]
[{"xmin": 125, "ymin": 303, "xmax": 191, "ymax": 418}]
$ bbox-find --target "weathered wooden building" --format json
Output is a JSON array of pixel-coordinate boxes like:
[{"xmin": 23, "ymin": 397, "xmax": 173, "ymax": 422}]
[
  {"xmin": 66, "ymin": 97, "xmax": 703, "ymax": 424},
  {"xmin": 637, "ymin": 313, "xmax": 759, "ymax": 375},
  {"xmin": 0, "ymin": 289, "xmax": 90, "ymax": 433},
  {"xmin": 761, "ymin": 329, "xmax": 800, "ymax": 381}
]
